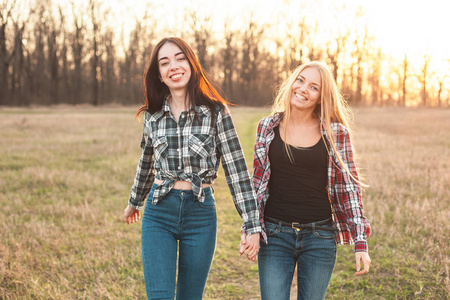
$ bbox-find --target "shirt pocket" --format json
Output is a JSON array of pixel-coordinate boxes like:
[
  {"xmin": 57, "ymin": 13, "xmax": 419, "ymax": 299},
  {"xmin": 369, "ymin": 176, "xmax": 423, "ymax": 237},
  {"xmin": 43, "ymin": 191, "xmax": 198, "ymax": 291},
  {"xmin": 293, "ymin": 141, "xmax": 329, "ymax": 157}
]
[
  {"xmin": 153, "ymin": 136, "xmax": 169, "ymax": 161},
  {"xmin": 188, "ymin": 134, "xmax": 214, "ymax": 158}
]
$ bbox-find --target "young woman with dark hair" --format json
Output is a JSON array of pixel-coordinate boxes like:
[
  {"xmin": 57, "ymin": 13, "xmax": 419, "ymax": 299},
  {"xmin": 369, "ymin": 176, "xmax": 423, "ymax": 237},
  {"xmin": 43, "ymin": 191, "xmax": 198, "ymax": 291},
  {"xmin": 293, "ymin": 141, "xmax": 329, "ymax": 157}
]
[{"xmin": 123, "ymin": 37, "xmax": 261, "ymax": 300}]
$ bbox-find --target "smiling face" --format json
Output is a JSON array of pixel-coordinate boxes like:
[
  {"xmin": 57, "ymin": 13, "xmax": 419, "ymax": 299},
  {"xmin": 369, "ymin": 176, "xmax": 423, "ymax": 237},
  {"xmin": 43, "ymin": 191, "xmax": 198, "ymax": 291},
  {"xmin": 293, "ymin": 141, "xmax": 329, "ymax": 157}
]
[
  {"xmin": 157, "ymin": 42, "xmax": 192, "ymax": 95},
  {"xmin": 290, "ymin": 67, "xmax": 322, "ymax": 112}
]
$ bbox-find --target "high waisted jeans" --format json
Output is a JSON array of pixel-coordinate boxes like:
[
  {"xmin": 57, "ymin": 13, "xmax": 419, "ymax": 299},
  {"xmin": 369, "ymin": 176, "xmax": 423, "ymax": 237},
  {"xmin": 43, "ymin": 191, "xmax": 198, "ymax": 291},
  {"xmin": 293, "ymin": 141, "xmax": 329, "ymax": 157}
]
[
  {"xmin": 141, "ymin": 184, "xmax": 217, "ymax": 300},
  {"xmin": 258, "ymin": 219, "xmax": 337, "ymax": 300}
]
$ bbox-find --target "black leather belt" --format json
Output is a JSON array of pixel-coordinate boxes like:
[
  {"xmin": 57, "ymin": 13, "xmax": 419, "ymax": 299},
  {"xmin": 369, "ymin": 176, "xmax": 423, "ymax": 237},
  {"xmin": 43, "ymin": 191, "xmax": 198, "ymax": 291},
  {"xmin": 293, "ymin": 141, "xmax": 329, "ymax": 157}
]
[{"xmin": 265, "ymin": 216, "xmax": 338, "ymax": 232}]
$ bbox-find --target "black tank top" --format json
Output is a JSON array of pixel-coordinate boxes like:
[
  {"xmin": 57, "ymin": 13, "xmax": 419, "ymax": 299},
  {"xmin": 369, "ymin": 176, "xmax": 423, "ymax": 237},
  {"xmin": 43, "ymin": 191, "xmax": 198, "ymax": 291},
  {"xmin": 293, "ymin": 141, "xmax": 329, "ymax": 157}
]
[{"xmin": 264, "ymin": 126, "xmax": 332, "ymax": 224}]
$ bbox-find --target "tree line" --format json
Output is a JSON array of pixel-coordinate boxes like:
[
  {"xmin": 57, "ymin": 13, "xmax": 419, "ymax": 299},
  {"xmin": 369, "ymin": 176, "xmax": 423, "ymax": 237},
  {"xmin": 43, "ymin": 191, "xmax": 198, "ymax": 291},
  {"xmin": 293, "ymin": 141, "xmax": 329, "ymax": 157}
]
[{"xmin": 1, "ymin": 0, "xmax": 448, "ymax": 107}]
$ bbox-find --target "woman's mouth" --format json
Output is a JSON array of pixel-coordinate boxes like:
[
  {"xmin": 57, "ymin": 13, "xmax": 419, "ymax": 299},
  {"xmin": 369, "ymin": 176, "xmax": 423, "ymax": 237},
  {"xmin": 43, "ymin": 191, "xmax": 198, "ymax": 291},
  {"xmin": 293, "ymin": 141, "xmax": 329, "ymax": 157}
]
[
  {"xmin": 294, "ymin": 92, "xmax": 307, "ymax": 101},
  {"xmin": 170, "ymin": 73, "xmax": 183, "ymax": 80}
]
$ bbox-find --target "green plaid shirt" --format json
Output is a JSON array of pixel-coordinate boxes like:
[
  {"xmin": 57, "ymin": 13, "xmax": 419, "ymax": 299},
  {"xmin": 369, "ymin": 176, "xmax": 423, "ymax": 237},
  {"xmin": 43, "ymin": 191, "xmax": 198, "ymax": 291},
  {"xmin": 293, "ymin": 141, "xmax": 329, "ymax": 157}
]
[{"xmin": 128, "ymin": 99, "xmax": 262, "ymax": 234}]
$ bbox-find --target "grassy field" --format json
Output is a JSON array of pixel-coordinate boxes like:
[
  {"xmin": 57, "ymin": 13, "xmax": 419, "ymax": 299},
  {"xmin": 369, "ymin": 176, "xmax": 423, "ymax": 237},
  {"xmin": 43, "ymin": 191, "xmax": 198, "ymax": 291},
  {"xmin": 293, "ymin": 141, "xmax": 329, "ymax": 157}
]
[{"xmin": 0, "ymin": 106, "xmax": 448, "ymax": 299}]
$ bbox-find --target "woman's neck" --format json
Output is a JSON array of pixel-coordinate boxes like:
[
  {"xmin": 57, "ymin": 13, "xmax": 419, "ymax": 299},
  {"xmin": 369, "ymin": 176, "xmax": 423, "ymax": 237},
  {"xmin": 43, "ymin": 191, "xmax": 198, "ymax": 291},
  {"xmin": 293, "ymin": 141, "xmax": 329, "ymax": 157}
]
[
  {"xmin": 168, "ymin": 91, "xmax": 189, "ymax": 122},
  {"xmin": 169, "ymin": 90, "xmax": 189, "ymax": 111},
  {"xmin": 288, "ymin": 109, "xmax": 317, "ymax": 127}
]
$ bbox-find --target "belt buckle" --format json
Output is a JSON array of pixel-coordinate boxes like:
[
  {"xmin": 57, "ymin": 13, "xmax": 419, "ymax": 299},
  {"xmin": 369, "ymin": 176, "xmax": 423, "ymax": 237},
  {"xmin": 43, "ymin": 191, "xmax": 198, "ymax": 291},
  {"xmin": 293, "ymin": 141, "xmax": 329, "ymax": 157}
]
[{"xmin": 291, "ymin": 222, "xmax": 301, "ymax": 231}]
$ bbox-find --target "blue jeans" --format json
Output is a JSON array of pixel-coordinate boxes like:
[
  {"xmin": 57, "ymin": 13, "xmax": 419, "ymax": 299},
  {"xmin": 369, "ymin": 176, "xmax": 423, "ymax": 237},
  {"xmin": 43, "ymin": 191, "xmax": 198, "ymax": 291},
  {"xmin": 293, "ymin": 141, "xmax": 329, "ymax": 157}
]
[
  {"xmin": 258, "ymin": 219, "xmax": 337, "ymax": 300},
  {"xmin": 141, "ymin": 184, "xmax": 217, "ymax": 300}
]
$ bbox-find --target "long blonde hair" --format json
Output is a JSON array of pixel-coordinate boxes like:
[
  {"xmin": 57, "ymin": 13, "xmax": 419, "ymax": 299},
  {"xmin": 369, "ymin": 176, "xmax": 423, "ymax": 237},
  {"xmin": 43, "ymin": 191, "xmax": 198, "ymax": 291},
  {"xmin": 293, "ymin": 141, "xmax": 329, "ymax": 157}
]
[{"xmin": 271, "ymin": 61, "xmax": 363, "ymax": 185}]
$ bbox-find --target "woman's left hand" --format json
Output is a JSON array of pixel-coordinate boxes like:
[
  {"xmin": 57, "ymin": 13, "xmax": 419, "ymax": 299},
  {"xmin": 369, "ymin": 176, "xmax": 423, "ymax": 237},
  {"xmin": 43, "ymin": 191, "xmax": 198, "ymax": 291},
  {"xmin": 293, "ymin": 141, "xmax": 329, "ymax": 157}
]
[
  {"xmin": 354, "ymin": 251, "xmax": 371, "ymax": 275},
  {"xmin": 124, "ymin": 205, "xmax": 141, "ymax": 224},
  {"xmin": 239, "ymin": 233, "xmax": 260, "ymax": 261}
]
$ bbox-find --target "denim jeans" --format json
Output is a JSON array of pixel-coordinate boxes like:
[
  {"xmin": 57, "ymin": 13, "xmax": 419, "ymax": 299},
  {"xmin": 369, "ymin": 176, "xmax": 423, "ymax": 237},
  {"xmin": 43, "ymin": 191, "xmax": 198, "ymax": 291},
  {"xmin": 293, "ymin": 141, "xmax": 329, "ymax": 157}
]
[
  {"xmin": 141, "ymin": 184, "xmax": 217, "ymax": 300},
  {"xmin": 258, "ymin": 219, "xmax": 337, "ymax": 300}
]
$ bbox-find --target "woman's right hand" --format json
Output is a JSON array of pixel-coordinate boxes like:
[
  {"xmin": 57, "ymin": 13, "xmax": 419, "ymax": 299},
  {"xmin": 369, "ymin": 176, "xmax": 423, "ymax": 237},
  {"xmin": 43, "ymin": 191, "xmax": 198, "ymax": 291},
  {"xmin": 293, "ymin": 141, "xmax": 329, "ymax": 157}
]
[
  {"xmin": 124, "ymin": 205, "xmax": 140, "ymax": 224},
  {"xmin": 239, "ymin": 233, "xmax": 260, "ymax": 261}
]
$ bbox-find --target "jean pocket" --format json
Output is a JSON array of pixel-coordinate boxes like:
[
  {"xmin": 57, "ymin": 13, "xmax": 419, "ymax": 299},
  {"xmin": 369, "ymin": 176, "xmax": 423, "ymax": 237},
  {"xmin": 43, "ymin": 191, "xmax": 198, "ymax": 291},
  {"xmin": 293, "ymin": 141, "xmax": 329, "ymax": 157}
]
[
  {"xmin": 264, "ymin": 222, "xmax": 279, "ymax": 236},
  {"xmin": 314, "ymin": 228, "xmax": 336, "ymax": 240},
  {"xmin": 195, "ymin": 193, "xmax": 216, "ymax": 209},
  {"xmin": 146, "ymin": 184, "xmax": 157, "ymax": 202}
]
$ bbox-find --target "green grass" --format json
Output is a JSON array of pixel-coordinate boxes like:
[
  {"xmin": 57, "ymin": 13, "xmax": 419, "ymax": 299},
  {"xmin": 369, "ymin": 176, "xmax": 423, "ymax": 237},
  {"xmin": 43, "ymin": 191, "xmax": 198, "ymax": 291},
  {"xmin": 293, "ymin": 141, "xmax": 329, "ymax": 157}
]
[{"xmin": 0, "ymin": 106, "xmax": 448, "ymax": 299}]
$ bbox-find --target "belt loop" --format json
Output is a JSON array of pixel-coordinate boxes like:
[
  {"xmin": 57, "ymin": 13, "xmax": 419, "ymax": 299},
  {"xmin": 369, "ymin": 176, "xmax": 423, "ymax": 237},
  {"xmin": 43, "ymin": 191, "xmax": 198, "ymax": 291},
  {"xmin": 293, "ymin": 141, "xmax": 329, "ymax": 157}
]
[
  {"xmin": 312, "ymin": 223, "xmax": 316, "ymax": 233},
  {"xmin": 278, "ymin": 221, "xmax": 283, "ymax": 232}
]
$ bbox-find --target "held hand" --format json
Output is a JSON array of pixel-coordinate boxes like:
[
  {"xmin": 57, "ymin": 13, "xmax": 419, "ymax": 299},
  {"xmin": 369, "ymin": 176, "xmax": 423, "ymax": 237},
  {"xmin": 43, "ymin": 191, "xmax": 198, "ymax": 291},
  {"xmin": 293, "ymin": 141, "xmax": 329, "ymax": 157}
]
[
  {"xmin": 239, "ymin": 233, "xmax": 260, "ymax": 261},
  {"xmin": 355, "ymin": 251, "xmax": 371, "ymax": 275},
  {"xmin": 124, "ymin": 205, "xmax": 141, "ymax": 224}
]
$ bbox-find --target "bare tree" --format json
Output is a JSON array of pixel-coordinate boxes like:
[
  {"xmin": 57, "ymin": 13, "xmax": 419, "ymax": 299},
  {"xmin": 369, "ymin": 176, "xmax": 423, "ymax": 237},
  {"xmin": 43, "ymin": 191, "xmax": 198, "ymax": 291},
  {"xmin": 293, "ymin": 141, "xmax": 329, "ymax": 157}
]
[
  {"xmin": 417, "ymin": 55, "xmax": 433, "ymax": 106},
  {"xmin": 326, "ymin": 28, "xmax": 349, "ymax": 83},
  {"xmin": 351, "ymin": 26, "xmax": 371, "ymax": 104},
  {"xmin": 120, "ymin": 20, "xmax": 141, "ymax": 104},
  {"xmin": 46, "ymin": 4, "xmax": 61, "ymax": 105},
  {"xmin": 284, "ymin": 16, "xmax": 309, "ymax": 73},
  {"xmin": 187, "ymin": 11, "xmax": 212, "ymax": 72},
  {"xmin": 436, "ymin": 75, "xmax": 447, "ymax": 107},
  {"xmin": 10, "ymin": 8, "xmax": 31, "ymax": 105},
  {"xmin": 0, "ymin": 0, "xmax": 16, "ymax": 104},
  {"xmin": 368, "ymin": 48, "xmax": 382, "ymax": 105},
  {"xmin": 238, "ymin": 19, "xmax": 266, "ymax": 105},
  {"xmin": 70, "ymin": 0, "xmax": 85, "ymax": 104},
  {"xmin": 221, "ymin": 24, "xmax": 236, "ymax": 100},
  {"xmin": 59, "ymin": 6, "xmax": 69, "ymax": 103},
  {"xmin": 306, "ymin": 21, "xmax": 322, "ymax": 62},
  {"xmin": 101, "ymin": 28, "xmax": 116, "ymax": 103},
  {"xmin": 398, "ymin": 54, "xmax": 409, "ymax": 106},
  {"xmin": 89, "ymin": 0, "xmax": 100, "ymax": 105}
]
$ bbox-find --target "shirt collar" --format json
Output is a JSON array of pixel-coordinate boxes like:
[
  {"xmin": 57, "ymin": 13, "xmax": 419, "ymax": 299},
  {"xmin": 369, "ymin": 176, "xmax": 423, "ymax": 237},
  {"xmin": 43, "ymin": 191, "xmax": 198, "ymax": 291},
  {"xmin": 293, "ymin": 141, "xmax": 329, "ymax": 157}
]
[
  {"xmin": 271, "ymin": 111, "xmax": 327, "ymax": 135},
  {"xmin": 194, "ymin": 104, "xmax": 212, "ymax": 117},
  {"xmin": 153, "ymin": 95, "xmax": 212, "ymax": 119}
]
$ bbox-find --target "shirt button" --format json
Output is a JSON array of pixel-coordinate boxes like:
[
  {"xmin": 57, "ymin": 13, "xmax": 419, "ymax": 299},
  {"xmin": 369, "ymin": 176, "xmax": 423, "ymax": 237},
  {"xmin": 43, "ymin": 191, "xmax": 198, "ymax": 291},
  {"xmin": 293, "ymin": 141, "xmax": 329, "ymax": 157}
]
[{"xmin": 178, "ymin": 166, "xmax": 181, "ymax": 170}]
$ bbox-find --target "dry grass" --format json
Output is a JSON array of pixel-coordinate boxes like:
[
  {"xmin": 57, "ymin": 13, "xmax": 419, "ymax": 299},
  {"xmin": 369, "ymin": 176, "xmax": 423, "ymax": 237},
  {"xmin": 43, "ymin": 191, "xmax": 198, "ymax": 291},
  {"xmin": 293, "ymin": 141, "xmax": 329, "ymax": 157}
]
[{"xmin": 0, "ymin": 106, "xmax": 448, "ymax": 299}]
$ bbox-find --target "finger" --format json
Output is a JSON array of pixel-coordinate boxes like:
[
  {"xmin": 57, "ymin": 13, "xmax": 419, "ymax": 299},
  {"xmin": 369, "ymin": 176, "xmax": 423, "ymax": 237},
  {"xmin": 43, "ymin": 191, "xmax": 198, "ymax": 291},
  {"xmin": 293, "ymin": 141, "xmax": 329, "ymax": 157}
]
[
  {"xmin": 243, "ymin": 245, "xmax": 254, "ymax": 255},
  {"xmin": 247, "ymin": 246, "xmax": 257, "ymax": 257},
  {"xmin": 355, "ymin": 267, "xmax": 369, "ymax": 276},
  {"xmin": 239, "ymin": 244, "xmax": 249, "ymax": 256},
  {"xmin": 248, "ymin": 251, "xmax": 258, "ymax": 261},
  {"xmin": 242, "ymin": 245, "xmax": 255, "ymax": 256},
  {"xmin": 355, "ymin": 256, "xmax": 361, "ymax": 273},
  {"xmin": 355, "ymin": 259, "xmax": 370, "ymax": 276},
  {"xmin": 241, "ymin": 234, "xmax": 247, "ymax": 245},
  {"xmin": 360, "ymin": 258, "xmax": 371, "ymax": 274}
]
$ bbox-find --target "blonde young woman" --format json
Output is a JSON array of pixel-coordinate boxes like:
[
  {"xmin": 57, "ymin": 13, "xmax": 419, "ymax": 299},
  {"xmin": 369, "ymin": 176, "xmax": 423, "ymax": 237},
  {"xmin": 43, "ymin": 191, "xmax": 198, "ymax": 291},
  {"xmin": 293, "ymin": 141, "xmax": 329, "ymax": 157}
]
[{"xmin": 241, "ymin": 61, "xmax": 372, "ymax": 300}]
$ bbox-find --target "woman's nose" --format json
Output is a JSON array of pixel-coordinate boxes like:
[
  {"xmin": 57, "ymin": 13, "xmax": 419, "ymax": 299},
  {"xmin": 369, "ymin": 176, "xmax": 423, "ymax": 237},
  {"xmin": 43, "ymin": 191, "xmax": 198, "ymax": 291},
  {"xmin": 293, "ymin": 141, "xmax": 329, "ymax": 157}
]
[{"xmin": 169, "ymin": 61, "xmax": 179, "ymax": 70}]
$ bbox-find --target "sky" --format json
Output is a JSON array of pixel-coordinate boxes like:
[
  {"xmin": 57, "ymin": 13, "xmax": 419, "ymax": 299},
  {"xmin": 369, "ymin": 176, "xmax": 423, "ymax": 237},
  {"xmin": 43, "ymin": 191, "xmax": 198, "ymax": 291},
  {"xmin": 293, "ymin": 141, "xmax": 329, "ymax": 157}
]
[{"xmin": 53, "ymin": 0, "xmax": 450, "ymax": 73}]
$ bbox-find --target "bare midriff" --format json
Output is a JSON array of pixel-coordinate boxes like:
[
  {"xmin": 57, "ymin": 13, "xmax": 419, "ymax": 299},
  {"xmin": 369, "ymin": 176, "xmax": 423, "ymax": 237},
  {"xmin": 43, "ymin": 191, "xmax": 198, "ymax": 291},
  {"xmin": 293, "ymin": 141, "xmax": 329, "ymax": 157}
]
[{"xmin": 154, "ymin": 179, "xmax": 211, "ymax": 190}]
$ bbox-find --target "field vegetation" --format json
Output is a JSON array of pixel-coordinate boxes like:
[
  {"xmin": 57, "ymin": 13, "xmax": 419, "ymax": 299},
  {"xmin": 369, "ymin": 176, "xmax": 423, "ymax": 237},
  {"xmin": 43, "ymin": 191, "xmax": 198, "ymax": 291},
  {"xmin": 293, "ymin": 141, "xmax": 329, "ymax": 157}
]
[{"xmin": 0, "ymin": 106, "xmax": 448, "ymax": 299}]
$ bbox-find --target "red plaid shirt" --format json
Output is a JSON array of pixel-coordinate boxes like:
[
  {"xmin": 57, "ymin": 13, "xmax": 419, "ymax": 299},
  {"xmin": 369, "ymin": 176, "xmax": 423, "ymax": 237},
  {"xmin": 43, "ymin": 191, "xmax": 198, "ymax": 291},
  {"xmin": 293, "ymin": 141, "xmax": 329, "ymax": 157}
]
[{"xmin": 250, "ymin": 113, "xmax": 371, "ymax": 252}]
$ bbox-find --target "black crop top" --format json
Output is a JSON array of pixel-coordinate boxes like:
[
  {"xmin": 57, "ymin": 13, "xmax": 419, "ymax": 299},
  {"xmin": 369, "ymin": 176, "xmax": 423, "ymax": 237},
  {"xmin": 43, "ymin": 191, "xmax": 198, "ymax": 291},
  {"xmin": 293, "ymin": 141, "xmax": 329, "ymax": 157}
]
[{"xmin": 264, "ymin": 126, "xmax": 332, "ymax": 224}]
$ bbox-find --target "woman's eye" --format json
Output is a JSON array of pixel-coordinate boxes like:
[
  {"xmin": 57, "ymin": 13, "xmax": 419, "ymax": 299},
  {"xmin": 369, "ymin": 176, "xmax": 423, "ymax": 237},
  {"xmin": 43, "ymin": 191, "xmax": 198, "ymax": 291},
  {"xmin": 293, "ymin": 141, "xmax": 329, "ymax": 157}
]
[
  {"xmin": 178, "ymin": 56, "xmax": 185, "ymax": 61},
  {"xmin": 160, "ymin": 62, "xmax": 168, "ymax": 66},
  {"xmin": 312, "ymin": 86, "xmax": 318, "ymax": 91}
]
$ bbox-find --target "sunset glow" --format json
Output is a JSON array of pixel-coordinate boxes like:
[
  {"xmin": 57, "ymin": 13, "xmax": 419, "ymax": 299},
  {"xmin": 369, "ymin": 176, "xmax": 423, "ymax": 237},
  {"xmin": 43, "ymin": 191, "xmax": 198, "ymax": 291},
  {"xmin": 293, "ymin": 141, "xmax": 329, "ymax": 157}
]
[
  {"xmin": 96, "ymin": 0, "xmax": 450, "ymax": 69},
  {"xmin": 3, "ymin": 0, "xmax": 449, "ymax": 106},
  {"xmin": 53, "ymin": 0, "xmax": 450, "ymax": 61}
]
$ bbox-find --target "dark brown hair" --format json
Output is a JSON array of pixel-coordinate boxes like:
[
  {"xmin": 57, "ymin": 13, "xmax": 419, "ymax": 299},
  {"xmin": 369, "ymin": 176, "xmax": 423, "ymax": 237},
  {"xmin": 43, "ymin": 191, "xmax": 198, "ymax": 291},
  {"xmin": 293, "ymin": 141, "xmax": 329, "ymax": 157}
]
[{"xmin": 136, "ymin": 37, "xmax": 229, "ymax": 120}]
